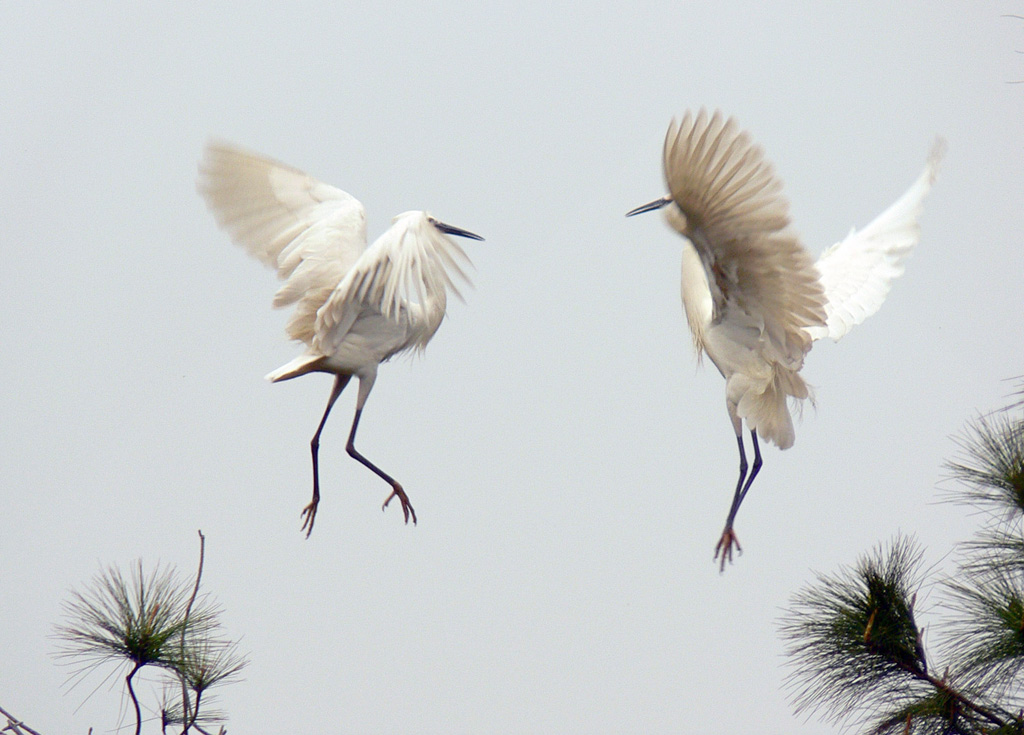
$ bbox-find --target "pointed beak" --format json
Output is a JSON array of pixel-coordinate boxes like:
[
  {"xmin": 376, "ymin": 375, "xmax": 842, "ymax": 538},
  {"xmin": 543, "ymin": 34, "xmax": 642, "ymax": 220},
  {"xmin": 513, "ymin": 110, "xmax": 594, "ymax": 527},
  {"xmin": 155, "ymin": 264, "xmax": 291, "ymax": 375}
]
[
  {"xmin": 625, "ymin": 196, "xmax": 671, "ymax": 217},
  {"xmin": 432, "ymin": 219, "xmax": 485, "ymax": 241}
]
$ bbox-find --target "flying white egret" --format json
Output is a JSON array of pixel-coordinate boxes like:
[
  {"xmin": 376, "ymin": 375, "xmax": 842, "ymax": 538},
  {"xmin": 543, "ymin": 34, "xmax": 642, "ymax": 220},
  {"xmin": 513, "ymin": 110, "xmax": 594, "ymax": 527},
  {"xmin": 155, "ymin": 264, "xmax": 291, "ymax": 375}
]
[
  {"xmin": 198, "ymin": 142, "xmax": 483, "ymax": 536},
  {"xmin": 627, "ymin": 109, "xmax": 943, "ymax": 569}
]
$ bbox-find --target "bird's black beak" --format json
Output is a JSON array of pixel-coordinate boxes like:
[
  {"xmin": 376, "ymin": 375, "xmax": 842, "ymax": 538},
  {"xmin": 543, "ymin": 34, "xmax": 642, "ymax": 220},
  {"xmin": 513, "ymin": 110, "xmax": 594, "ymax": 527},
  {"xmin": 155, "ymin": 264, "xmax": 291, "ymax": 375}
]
[
  {"xmin": 625, "ymin": 196, "xmax": 671, "ymax": 217},
  {"xmin": 431, "ymin": 218, "xmax": 485, "ymax": 241}
]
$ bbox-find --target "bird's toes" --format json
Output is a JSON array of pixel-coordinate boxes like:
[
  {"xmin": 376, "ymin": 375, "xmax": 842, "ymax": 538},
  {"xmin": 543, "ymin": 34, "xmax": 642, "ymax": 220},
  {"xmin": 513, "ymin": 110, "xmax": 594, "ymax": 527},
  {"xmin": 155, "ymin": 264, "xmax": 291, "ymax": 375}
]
[
  {"xmin": 714, "ymin": 529, "xmax": 743, "ymax": 572},
  {"xmin": 300, "ymin": 502, "xmax": 319, "ymax": 538},
  {"xmin": 382, "ymin": 487, "xmax": 417, "ymax": 525}
]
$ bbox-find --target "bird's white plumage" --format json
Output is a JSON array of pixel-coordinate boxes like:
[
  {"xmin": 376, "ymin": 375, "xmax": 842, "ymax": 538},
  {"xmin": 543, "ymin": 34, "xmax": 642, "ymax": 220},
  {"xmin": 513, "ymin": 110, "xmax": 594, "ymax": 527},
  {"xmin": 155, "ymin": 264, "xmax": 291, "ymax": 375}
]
[
  {"xmin": 661, "ymin": 109, "xmax": 827, "ymax": 449},
  {"xmin": 198, "ymin": 142, "xmax": 369, "ymax": 347},
  {"xmin": 198, "ymin": 140, "xmax": 482, "ymax": 532},
  {"xmin": 664, "ymin": 109, "xmax": 827, "ymax": 374},
  {"xmin": 650, "ymin": 109, "xmax": 942, "ymax": 449},
  {"xmin": 315, "ymin": 211, "xmax": 472, "ymax": 356},
  {"xmin": 630, "ymin": 109, "xmax": 941, "ymax": 565},
  {"xmin": 805, "ymin": 139, "xmax": 945, "ymax": 342},
  {"xmin": 197, "ymin": 142, "xmax": 474, "ymax": 382}
]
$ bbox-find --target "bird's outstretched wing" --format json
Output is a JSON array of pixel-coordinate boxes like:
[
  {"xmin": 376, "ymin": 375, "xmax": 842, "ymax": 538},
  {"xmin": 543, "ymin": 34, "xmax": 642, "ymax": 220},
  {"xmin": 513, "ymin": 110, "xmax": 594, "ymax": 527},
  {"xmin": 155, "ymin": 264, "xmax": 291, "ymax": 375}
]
[
  {"xmin": 314, "ymin": 212, "xmax": 473, "ymax": 355},
  {"xmin": 198, "ymin": 141, "xmax": 368, "ymax": 344},
  {"xmin": 805, "ymin": 139, "xmax": 945, "ymax": 342},
  {"xmin": 663, "ymin": 109, "xmax": 827, "ymax": 367}
]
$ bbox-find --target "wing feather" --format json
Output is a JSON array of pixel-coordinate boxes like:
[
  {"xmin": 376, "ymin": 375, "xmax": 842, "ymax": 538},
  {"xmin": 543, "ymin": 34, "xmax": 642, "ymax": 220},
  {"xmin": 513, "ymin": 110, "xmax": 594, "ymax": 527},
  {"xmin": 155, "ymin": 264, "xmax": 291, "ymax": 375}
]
[
  {"xmin": 313, "ymin": 213, "xmax": 473, "ymax": 356},
  {"xmin": 806, "ymin": 139, "xmax": 945, "ymax": 342},
  {"xmin": 198, "ymin": 141, "xmax": 368, "ymax": 344},
  {"xmin": 663, "ymin": 109, "xmax": 827, "ymax": 367}
]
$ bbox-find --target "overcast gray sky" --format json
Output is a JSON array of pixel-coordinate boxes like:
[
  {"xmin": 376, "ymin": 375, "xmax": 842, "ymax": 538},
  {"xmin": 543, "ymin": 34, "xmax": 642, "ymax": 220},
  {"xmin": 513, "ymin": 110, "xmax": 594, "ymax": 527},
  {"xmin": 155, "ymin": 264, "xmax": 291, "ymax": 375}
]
[{"xmin": 2, "ymin": 2, "xmax": 1023, "ymax": 733}]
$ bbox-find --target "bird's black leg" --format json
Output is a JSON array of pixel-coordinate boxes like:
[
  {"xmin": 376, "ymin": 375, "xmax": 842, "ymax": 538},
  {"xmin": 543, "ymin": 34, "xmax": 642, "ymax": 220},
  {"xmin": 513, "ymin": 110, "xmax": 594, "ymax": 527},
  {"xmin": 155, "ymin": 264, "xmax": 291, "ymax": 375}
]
[
  {"xmin": 726, "ymin": 433, "xmax": 749, "ymax": 527},
  {"xmin": 346, "ymin": 408, "xmax": 417, "ymax": 525},
  {"xmin": 736, "ymin": 430, "xmax": 762, "ymax": 512},
  {"xmin": 715, "ymin": 431, "xmax": 761, "ymax": 570},
  {"xmin": 301, "ymin": 374, "xmax": 351, "ymax": 537}
]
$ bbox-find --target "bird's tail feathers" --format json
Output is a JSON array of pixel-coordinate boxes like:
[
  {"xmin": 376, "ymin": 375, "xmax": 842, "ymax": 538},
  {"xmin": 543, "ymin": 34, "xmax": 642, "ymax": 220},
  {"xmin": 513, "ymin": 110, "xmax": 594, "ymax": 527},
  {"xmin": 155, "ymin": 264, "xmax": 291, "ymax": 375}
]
[
  {"xmin": 265, "ymin": 354, "xmax": 326, "ymax": 382},
  {"xmin": 733, "ymin": 366, "xmax": 809, "ymax": 449}
]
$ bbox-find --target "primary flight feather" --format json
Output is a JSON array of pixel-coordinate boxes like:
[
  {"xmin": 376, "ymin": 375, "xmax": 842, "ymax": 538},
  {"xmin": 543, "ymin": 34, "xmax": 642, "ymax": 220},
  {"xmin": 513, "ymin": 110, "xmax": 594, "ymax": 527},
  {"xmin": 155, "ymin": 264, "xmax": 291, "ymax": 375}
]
[
  {"xmin": 627, "ymin": 109, "xmax": 943, "ymax": 568},
  {"xmin": 199, "ymin": 141, "xmax": 483, "ymax": 536}
]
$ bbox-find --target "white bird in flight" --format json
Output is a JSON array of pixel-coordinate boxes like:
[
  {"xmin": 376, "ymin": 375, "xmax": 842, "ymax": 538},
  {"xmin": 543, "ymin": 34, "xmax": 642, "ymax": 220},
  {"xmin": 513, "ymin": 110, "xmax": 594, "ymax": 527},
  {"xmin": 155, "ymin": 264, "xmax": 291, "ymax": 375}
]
[
  {"xmin": 627, "ymin": 109, "xmax": 943, "ymax": 569},
  {"xmin": 198, "ymin": 142, "xmax": 483, "ymax": 536}
]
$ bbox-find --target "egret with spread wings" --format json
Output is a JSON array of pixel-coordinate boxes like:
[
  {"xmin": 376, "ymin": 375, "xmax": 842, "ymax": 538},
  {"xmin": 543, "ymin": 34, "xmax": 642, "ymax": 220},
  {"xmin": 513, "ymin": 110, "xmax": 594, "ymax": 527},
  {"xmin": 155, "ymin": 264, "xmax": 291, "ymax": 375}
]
[
  {"xmin": 199, "ymin": 142, "xmax": 483, "ymax": 536},
  {"xmin": 627, "ymin": 110, "xmax": 942, "ymax": 568}
]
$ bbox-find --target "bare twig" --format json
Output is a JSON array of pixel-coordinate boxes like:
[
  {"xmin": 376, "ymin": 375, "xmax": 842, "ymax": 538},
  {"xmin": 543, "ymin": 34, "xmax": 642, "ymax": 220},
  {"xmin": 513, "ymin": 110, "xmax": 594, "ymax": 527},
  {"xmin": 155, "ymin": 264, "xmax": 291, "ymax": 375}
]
[
  {"xmin": 125, "ymin": 662, "xmax": 144, "ymax": 735},
  {"xmin": 180, "ymin": 530, "xmax": 206, "ymax": 735},
  {"xmin": 897, "ymin": 660, "xmax": 1007, "ymax": 729},
  {"xmin": 0, "ymin": 704, "xmax": 44, "ymax": 735}
]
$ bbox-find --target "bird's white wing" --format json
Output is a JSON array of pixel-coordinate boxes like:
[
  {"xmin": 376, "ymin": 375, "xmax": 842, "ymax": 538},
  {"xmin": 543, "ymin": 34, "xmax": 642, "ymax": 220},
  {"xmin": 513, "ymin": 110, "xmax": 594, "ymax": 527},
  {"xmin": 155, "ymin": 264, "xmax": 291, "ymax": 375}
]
[
  {"xmin": 198, "ymin": 141, "xmax": 368, "ymax": 344},
  {"xmin": 314, "ymin": 212, "xmax": 473, "ymax": 355},
  {"xmin": 664, "ymin": 109, "xmax": 827, "ymax": 367},
  {"xmin": 806, "ymin": 139, "xmax": 944, "ymax": 342}
]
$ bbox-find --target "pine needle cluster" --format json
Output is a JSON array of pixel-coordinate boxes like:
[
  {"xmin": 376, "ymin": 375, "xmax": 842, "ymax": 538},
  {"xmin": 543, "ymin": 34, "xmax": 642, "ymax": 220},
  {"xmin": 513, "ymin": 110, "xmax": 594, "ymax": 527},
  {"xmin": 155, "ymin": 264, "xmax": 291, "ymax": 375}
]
[
  {"xmin": 53, "ymin": 533, "xmax": 246, "ymax": 735},
  {"xmin": 781, "ymin": 385, "xmax": 1024, "ymax": 734}
]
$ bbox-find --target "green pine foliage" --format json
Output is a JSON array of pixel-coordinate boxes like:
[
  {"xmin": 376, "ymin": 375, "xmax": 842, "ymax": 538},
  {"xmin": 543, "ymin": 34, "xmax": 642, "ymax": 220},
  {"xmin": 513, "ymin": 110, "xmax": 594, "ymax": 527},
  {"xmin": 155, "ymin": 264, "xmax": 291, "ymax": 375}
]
[
  {"xmin": 949, "ymin": 410, "xmax": 1024, "ymax": 516},
  {"xmin": 53, "ymin": 533, "xmax": 246, "ymax": 735},
  {"xmin": 781, "ymin": 539, "xmax": 931, "ymax": 726},
  {"xmin": 782, "ymin": 383, "xmax": 1024, "ymax": 734}
]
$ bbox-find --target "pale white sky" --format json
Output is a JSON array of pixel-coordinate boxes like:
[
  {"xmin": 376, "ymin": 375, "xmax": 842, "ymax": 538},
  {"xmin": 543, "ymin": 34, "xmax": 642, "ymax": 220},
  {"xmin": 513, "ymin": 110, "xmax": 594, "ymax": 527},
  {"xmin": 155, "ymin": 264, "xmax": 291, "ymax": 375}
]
[{"xmin": 2, "ymin": 2, "xmax": 1023, "ymax": 733}]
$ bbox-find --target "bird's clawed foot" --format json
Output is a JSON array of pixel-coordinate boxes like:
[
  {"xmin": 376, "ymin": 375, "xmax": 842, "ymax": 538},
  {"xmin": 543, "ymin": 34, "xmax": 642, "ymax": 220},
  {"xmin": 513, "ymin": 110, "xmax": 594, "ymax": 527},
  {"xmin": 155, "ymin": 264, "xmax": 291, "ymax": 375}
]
[
  {"xmin": 714, "ymin": 526, "xmax": 742, "ymax": 572},
  {"xmin": 300, "ymin": 496, "xmax": 320, "ymax": 538},
  {"xmin": 382, "ymin": 483, "xmax": 417, "ymax": 525}
]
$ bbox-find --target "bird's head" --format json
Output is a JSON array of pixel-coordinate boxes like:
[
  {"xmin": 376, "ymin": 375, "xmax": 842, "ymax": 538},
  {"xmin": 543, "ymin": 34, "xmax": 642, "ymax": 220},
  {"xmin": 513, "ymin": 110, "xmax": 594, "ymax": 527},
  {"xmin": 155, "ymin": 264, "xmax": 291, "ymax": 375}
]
[
  {"xmin": 391, "ymin": 211, "xmax": 485, "ymax": 242},
  {"xmin": 626, "ymin": 195, "xmax": 688, "ymax": 233},
  {"xmin": 427, "ymin": 214, "xmax": 485, "ymax": 242}
]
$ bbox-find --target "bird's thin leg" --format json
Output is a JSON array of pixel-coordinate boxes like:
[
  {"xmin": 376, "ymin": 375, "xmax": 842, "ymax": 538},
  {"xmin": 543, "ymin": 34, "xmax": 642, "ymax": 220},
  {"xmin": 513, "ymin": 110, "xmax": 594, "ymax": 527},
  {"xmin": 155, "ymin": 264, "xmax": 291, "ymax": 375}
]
[
  {"xmin": 301, "ymin": 374, "xmax": 351, "ymax": 538},
  {"xmin": 345, "ymin": 408, "xmax": 417, "ymax": 525},
  {"xmin": 725, "ymin": 434, "xmax": 750, "ymax": 528},
  {"xmin": 715, "ymin": 433, "xmax": 748, "ymax": 569},
  {"xmin": 715, "ymin": 430, "xmax": 763, "ymax": 570},
  {"xmin": 735, "ymin": 430, "xmax": 762, "ymax": 512}
]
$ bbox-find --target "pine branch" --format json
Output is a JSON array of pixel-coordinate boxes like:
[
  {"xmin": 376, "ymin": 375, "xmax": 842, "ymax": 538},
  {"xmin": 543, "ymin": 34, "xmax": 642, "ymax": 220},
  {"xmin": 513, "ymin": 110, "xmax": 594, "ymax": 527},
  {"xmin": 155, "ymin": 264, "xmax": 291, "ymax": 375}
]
[
  {"xmin": 947, "ymin": 410, "xmax": 1024, "ymax": 519},
  {"xmin": 783, "ymin": 380, "xmax": 1024, "ymax": 732},
  {"xmin": 0, "ymin": 705, "xmax": 43, "ymax": 735},
  {"xmin": 782, "ymin": 537, "xmax": 1012, "ymax": 731},
  {"xmin": 55, "ymin": 537, "xmax": 246, "ymax": 734},
  {"xmin": 903, "ymin": 666, "xmax": 1006, "ymax": 729},
  {"xmin": 180, "ymin": 530, "xmax": 206, "ymax": 735},
  {"xmin": 125, "ymin": 661, "xmax": 144, "ymax": 735}
]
